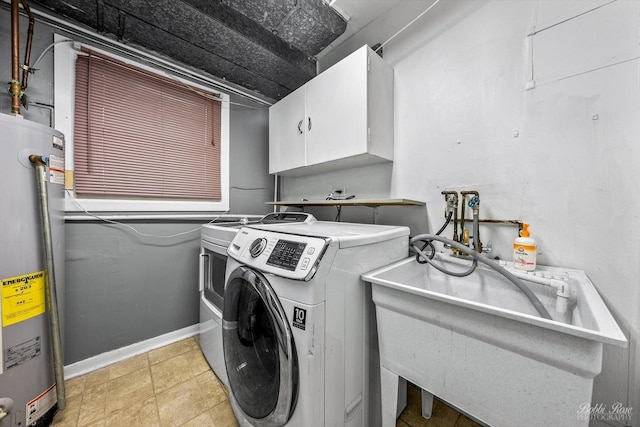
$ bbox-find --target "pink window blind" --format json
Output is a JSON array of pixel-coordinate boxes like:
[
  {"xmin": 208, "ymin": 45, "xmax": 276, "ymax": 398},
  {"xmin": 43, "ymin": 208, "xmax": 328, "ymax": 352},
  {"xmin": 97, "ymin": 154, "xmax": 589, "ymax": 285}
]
[{"xmin": 73, "ymin": 51, "xmax": 222, "ymax": 201}]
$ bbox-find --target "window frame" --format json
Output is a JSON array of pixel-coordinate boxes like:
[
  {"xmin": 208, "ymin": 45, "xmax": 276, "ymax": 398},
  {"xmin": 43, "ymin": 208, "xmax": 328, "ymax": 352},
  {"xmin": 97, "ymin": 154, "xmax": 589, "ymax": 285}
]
[{"xmin": 55, "ymin": 35, "xmax": 230, "ymax": 213}]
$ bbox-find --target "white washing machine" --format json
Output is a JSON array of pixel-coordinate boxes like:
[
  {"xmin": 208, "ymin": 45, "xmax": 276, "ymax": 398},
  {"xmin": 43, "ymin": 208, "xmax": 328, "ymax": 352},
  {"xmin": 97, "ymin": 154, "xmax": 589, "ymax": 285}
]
[
  {"xmin": 222, "ymin": 221, "xmax": 409, "ymax": 427},
  {"xmin": 199, "ymin": 213, "xmax": 315, "ymax": 387}
]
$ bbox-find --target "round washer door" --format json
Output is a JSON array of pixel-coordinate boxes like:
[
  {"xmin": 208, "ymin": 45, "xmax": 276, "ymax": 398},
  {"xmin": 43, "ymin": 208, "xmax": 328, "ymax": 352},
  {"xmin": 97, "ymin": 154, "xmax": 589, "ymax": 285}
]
[{"xmin": 222, "ymin": 266, "xmax": 299, "ymax": 426}]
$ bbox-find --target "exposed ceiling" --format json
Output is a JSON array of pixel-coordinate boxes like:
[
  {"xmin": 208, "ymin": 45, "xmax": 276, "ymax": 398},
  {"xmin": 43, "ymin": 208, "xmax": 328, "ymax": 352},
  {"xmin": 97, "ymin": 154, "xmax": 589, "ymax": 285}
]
[
  {"xmin": 28, "ymin": 0, "xmax": 353, "ymax": 101},
  {"xmin": 326, "ymin": 0, "xmax": 402, "ymax": 51}
]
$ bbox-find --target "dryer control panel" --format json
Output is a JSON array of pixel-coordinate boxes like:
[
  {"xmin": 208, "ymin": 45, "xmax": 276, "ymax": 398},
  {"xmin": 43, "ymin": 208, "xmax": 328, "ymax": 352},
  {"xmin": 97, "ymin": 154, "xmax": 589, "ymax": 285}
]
[{"xmin": 227, "ymin": 227, "xmax": 328, "ymax": 280}]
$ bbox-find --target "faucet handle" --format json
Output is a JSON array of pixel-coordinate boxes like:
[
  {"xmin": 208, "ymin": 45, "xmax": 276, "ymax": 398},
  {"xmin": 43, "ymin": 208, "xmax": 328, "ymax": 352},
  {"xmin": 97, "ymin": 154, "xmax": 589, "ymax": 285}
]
[{"xmin": 468, "ymin": 195, "xmax": 480, "ymax": 208}]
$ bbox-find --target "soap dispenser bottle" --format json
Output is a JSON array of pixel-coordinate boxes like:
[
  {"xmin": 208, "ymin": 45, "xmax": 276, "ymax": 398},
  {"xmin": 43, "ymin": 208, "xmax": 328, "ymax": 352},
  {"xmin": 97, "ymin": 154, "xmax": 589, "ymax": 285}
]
[{"xmin": 513, "ymin": 223, "xmax": 537, "ymax": 271}]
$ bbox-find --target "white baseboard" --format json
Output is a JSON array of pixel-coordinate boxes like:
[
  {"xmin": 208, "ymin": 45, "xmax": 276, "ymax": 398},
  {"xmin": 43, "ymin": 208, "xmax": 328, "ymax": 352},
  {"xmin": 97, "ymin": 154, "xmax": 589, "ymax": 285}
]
[{"xmin": 63, "ymin": 324, "xmax": 200, "ymax": 380}]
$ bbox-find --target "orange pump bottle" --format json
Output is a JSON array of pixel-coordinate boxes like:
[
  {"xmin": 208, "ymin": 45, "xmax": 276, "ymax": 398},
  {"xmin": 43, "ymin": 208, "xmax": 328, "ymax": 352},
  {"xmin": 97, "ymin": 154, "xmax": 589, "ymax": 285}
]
[{"xmin": 513, "ymin": 223, "xmax": 537, "ymax": 271}]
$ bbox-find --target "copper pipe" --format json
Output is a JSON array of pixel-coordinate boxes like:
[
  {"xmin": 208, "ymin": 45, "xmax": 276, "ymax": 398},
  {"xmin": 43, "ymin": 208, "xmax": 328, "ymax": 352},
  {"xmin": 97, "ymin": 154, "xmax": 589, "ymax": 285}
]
[
  {"xmin": 10, "ymin": 0, "xmax": 21, "ymax": 114},
  {"xmin": 460, "ymin": 191, "xmax": 481, "ymax": 252},
  {"xmin": 459, "ymin": 192, "xmax": 467, "ymax": 245},
  {"xmin": 462, "ymin": 218, "xmax": 524, "ymax": 239},
  {"xmin": 28, "ymin": 154, "xmax": 46, "ymax": 166},
  {"xmin": 461, "ymin": 218, "xmax": 523, "ymax": 227},
  {"xmin": 20, "ymin": 0, "xmax": 35, "ymax": 91}
]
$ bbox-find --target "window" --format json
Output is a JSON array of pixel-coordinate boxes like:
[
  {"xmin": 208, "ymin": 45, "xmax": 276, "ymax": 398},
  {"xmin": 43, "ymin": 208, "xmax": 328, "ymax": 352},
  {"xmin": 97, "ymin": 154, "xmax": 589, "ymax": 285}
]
[
  {"xmin": 55, "ymin": 36, "xmax": 230, "ymax": 213},
  {"xmin": 74, "ymin": 51, "xmax": 221, "ymax": 200}
]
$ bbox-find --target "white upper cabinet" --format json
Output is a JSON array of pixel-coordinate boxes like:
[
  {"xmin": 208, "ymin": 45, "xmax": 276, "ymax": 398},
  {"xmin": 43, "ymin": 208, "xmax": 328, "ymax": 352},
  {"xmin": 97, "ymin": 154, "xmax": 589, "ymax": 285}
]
[
  {"xmin": 269, "ymin": 85, "xmax": 307, "ymax": 174},
  {"xmin": 269, "ymin": 45, "xmax": 393, "ymax": 176}
]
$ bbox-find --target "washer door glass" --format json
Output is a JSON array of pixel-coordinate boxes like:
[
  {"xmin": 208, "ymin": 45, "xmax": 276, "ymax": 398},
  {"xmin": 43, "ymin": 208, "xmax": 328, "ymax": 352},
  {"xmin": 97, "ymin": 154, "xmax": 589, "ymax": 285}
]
[{"xmin": 223, "ymin": 266, "xmax": 298, "ymax": 425}]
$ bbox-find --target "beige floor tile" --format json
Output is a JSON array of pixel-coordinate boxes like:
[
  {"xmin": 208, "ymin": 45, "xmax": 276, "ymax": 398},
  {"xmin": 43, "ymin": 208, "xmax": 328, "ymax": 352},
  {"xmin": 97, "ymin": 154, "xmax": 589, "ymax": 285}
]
[
  {"xmin": 62, "ymin": 391, "xmax": 84, "ymax": 413},
  {"xmin": 156, "ymin": 377, "xmax": 212, "ymax": 427},
  {"xmin": 51, "ymin": 407, "xmax": 80, "ymax": 427},
  {"xmin": 399, "ymin": 384, "xmax": 428, "ymax": 427},
  {"xmin": 78, "ymin": 399, "xmax": 107, "ymax": 427},
  {"xmin": 109, "ymin": 353, "xmax": 150, "ymax": 380},
  {"xmin": 51, "ymin": 338, "xmax": 474, "ymax": 427},
  {"xmin": 196, "ymin": 370, "xmax": 228, "ymax": 408},
  {"xmin": 105, "ymin": 395, "xmax": 161, "ymax": 427},
  {"xmin": 210, "ymin": 401, "xmax": 239, "ymax": 427},
  {"xmin": 150, "ymin": 353, "xmax": 192, "ymax": 394},
  {"xmin": 148, "ymin": 338, "xmax": 199, "ymax": 365},
  {"xmin": 51, "ymin": 391, "xmax": 83, "ymax": 426},
  {"xmin": 400, "ymin": 411, "xmax": 431, "ymax": 427},
  {"xmin": 180, "ymin": 411, "xmax": 215, "ymax": 427},
  {"xmin": 454, "ymin": 415, "xmax": 482, "ymax": 427},
  {"xmin": 83, "ymin": 366, "xmax": 109, "ymax": 390},
  {"xmin": 65, "ymin": 376, "xmax": 87, "ymax": 399},
  {"xmin": 184, "ymin": 348, "xmax": 211, "ymax": 376},
  {"xmin": 106, "ymin": 367, "xmax": 155, "ymax": 413},
  {"xmin": 399, "ymin": 384, "xmax": 463, "ymax": 427},
  {"xmin": 427, "ymin": 399, "xmax": 462, "ymax": 427},
  {"xmin": 196, "ymin": 368, "xmax": 231, "ymax": 397},
  {"xmin": 77, "ymin": 383, "xmax": 108, "ymax": 427},
  {"xmin": 83, "ymin": 381, "xmax": 107, "ymax": 397},
  {"xmin": 195, "ymin": 368, "xmax": 218, "ymax": 386}
]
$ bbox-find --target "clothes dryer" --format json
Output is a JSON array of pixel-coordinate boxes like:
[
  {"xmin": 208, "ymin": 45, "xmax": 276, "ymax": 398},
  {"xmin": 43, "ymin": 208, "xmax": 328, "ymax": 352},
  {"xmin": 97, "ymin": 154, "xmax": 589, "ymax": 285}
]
[{"xmin": 222, "ymin": 221, "xmax": 409, "ymax": 427}]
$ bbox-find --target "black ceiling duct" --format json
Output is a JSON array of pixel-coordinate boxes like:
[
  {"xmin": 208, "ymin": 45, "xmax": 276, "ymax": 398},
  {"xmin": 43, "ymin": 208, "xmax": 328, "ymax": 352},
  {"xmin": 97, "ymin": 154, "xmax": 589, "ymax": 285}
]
[{"xmin": 29, "ymin": 0, "xmax": 347, "ymax": 101}]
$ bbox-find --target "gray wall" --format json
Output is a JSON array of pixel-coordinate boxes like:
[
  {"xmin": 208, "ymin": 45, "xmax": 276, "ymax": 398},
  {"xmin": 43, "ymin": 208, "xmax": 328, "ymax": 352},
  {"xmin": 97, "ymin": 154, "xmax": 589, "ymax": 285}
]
[
  {"xmin": 1, "ymin": 5, "xmax": 273, "ymax": 364},
  {"xmin": 64, "ymin": 95, "xmax": 271, "ymax": 363},
  {"xmin": 64, "ymin": 222, "xmax": 203, "ymax": 362}
]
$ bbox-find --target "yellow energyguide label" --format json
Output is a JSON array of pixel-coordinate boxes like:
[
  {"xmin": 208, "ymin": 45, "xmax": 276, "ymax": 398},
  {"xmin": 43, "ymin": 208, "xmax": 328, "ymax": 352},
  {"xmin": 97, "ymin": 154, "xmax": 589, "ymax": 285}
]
[{"xmin": 2, "ymin": 271, "xmax": 46, "ymax": 327}]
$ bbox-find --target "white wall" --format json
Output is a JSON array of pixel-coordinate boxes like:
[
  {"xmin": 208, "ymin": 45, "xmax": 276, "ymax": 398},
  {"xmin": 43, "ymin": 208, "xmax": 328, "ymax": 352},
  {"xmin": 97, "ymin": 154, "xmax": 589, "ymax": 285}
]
[{"xmin": 287, "ymin": 0, "xmax": 639, "ymax": 425}]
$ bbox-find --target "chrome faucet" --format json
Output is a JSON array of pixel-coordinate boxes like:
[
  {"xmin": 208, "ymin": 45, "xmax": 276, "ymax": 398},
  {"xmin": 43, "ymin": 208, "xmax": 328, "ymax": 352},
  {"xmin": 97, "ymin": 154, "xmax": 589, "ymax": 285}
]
[{"xmin": 440, "ymin": 190, "xmax": 483, "ymax": 255}]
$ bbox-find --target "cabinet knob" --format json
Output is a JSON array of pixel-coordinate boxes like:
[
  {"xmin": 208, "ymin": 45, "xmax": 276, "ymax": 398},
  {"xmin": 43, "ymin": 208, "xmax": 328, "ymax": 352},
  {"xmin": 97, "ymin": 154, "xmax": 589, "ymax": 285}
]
[
  {"xmin": 308, "ymin": 117, "xmax": 312, "ymax": 131},
  {"xmin": 297, "ymin": 119, "xmax": 304, "ymax": 134}
]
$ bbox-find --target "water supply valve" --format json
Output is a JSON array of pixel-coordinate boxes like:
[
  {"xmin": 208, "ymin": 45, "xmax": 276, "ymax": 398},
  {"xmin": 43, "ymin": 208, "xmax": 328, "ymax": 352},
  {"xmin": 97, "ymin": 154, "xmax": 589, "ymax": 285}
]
[
  {"xmin": 442, "ymin": 191, "xmax": 458, "ymax": 210},
  {"xmin": 468, "ymin": 195, "xmax": 480, "ymax": 209}
]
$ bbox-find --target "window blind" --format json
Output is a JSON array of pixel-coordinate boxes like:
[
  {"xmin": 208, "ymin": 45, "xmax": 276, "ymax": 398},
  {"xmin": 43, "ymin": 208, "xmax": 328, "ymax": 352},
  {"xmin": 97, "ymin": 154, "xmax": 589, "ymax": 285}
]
[{"xmin": 73, "ymin": 51, "xmax": 222, "ymax": 200}]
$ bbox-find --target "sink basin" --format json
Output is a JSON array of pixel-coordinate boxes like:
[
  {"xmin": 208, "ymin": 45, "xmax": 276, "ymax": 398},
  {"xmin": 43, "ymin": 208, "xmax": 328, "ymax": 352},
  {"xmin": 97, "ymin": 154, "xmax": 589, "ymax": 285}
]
[{"xmin": 362, "ymin": 254, "xmax": 627, "ymax": 427}]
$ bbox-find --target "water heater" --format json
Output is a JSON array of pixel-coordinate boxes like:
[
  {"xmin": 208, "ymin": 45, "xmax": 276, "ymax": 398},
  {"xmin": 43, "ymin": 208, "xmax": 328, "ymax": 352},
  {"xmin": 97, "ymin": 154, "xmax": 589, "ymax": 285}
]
[{"xmin": 0, "ymin": 113, "xmax": 65, "ymax": 427}]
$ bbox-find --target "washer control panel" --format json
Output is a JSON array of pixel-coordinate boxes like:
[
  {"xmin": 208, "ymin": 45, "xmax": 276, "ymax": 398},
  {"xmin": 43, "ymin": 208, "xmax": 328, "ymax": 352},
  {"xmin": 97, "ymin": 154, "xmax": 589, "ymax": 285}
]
[
  {"xmin": 228, "ymin": 227, "xmax": 328, "ymax": 280},
  {"xmin": 267, "ymin": 239, "xmax": 306, "ymax": 270}
]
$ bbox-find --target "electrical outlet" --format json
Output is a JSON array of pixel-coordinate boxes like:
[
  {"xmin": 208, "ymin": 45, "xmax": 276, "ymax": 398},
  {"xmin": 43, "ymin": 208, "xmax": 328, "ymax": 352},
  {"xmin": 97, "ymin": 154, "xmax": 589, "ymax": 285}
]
[
  {"xmin": 327, "ymin": 187, "xmax": 347, "ymax": 200},
  {"xmin": 333, "ymin": 187, "xmax": 346, "ymax": 196}
]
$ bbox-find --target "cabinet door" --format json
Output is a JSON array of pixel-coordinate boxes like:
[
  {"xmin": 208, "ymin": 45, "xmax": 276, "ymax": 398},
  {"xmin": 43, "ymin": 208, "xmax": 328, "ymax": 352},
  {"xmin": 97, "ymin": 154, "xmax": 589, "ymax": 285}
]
[
  {"xmin": 305, "ymin": 47, "xmax": 368, "ymax": 166},
  {"xmin": 269, "ymin": 86, "xmax": 306, "ymax": 174}
]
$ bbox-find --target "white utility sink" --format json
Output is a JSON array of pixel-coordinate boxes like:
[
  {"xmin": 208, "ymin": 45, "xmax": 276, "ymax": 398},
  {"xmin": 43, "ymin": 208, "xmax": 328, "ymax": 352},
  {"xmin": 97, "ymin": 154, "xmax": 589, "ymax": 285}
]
[{"xmin": 362, "ymin": 254, "xmax": 627, "ymax": 427}]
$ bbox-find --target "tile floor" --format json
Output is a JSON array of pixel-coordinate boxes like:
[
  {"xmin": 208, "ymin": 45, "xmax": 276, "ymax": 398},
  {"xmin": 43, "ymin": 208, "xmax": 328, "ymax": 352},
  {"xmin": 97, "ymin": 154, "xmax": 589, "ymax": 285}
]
[
  {"xmin": 51, "ymin": 337, "xmax": 237, "ymax": 427},
  {"xmin": 51, "ymin": 337, "xmax": 480, "ymax": 427},
  {"xmin": 397, "ymin": 384, "xmax": 482, "ymax": 427}
]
